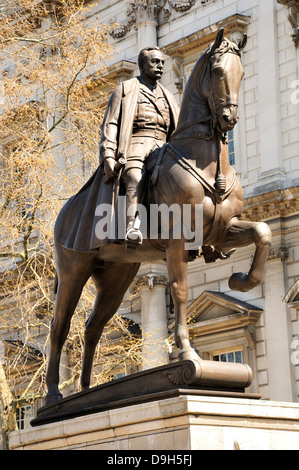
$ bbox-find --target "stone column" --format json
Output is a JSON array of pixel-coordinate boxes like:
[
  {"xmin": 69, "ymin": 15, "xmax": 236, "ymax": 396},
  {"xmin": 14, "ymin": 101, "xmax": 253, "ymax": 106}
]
[
  {"xmin": 258, "ymin": 0, "xmax": 284, "ymax": 183},
  {"xmin": 132, "ymin": 266, "xmax": 169, "ymax": 370},
  {"xmin": 277, "ymin": 1, "xmax": 299, "ymax": 132},
  {"xmin": 132, "ymin": 0, "xmax": 164, "ymax": 49},
  {"xmin": 263, "ymin": 248, "xmax": 294, "ymax": 401}
]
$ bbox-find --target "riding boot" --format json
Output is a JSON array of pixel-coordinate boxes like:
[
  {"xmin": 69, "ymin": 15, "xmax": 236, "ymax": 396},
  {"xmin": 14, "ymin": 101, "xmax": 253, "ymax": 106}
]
[{"xmin": 124, "ymin": 168, "xmax": 144, "ymax": 246}]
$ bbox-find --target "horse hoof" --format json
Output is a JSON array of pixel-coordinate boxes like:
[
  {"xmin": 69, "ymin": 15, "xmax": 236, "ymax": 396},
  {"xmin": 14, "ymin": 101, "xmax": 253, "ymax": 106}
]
[
  {"xmin": 229, "ymin": 272, "xmax": 259, "ymax": 292},
  {"xmin": 44, "ymin": 392, "xmax": 63, "ymax": 406},
  {"xmin": 179, "ymin": 348, "xmax": 202, "ymax": 364}
]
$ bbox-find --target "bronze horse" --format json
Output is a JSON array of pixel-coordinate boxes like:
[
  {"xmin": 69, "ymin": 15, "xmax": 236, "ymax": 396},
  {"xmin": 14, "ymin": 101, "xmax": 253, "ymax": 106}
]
[{"xmin": 45, "ymin": 30, "xmax": 272, "ymax": 404}]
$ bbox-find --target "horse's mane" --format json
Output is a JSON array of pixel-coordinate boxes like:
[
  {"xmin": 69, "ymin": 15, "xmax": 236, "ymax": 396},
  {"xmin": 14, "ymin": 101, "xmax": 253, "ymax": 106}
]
[{"xmin": 206, "ymin": 37, "xmax": 241, "ymax": 58}]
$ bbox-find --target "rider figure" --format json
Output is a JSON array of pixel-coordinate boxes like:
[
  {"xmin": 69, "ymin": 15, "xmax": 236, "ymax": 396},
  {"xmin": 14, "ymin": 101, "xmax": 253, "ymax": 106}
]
[{"xmin": 99, "ymin": 47, "xmax": 179, "ymax": 244}]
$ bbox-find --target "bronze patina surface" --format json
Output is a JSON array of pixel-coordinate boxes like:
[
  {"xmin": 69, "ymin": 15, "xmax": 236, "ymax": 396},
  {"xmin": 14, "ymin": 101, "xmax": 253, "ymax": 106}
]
[
  {"xmin": 45, "ymin": 30, "xmax": 272, "ymax": 407},
  {"xmin": 33, "ymin": 358, "xmax": 259, "ymax": 426}
]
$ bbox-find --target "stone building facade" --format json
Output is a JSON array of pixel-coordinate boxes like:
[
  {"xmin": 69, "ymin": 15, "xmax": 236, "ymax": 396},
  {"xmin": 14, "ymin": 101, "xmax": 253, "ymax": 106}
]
[{"xmin": 92, "ymin": 0, "xmax": 299, "ymax": 403}]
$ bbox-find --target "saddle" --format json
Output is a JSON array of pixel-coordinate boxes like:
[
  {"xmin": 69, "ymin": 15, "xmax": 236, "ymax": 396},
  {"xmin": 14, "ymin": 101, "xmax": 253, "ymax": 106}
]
[{"xmin": 147, "ymin": 143, "xmax": 237, "ymax": 264}]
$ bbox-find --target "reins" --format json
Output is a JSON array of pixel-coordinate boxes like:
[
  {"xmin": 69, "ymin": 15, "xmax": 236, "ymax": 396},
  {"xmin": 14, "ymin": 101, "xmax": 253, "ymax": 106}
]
[{"xmin": 151, "ymin": 48, "xmax": 241, "ymax": 195}]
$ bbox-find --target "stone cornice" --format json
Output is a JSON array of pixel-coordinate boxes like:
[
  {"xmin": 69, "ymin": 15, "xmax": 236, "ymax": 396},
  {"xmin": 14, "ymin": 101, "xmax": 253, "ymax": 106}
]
[
  {"xmin": 162, "ymin": 14, "xmax": 251, "ymax": 57},
  {"xmin": 241, "ymin": 186, "xmax": 299, "ymax": 222},
  {"xmin": 110, "ymin": 0, "xmax": 220, "ymax": 40},
  {"xmin": 188, "ymin": 313, "xmax": 258, "ymax": 340},
  {"xmin": 90, "ymin": 60, "xmax": 136, "ymax": 85}
]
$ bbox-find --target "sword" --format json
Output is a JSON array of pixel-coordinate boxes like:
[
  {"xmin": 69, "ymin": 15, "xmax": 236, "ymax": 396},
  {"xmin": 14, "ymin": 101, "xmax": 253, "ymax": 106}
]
[{"xmin": 103, "ymin": 156, "xmax": 126, "ymax": 184}]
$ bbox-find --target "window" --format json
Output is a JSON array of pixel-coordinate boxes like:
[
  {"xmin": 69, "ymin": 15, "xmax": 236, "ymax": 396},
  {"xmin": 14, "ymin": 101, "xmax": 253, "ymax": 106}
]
[
  {"xmin": 213, "ymin": 349, "xmax": 243, "ymax": 364},
  {"xmin": 113, "ymin": 372, "xmax": 125, "ymax": 381},
  {"xmin": 16, "ymin": 404, "xmax": 34, "ymax": 430},
  {"xmin": 228, "ymin": 129, "xmax": 235, "ymax": 165}
]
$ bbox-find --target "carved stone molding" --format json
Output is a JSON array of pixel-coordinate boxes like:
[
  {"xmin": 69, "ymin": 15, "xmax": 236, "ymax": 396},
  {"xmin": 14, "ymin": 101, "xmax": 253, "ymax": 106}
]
[
  {"xmin": 110, "ymin": 0, "xmax": 216, "ymax": 40},
  {"xmin": 109, "ymin": 18, "xmax": 136, "ymax": 39},
  {"xmin": 284, "ymin": 280, "xmax": 299, "ymax": 307},
  {"xmin": 130, "ymin": 274, "xmax": 169, "ymax": 293},
  {"xmin": 129, "ymin": 0, "xmax": 165, "ymax": 25},
  {"xmin": 244, "ymin": 324, "xmax": 256, "ymax": 349},
  {"xmin": 278, "ymin": 0, "xmax": 299, "ymax": 46},
  {"xmin": 89, "ymin": 60, "xmax": 136, "ymax": 88},
  {"xmin": 164, "ymin": 14, "xmax": 250, "ymax": 92},
  {"xmin": 110, "ymin": 0, "xmax": 166, "ymax": 39},
  {"xmin": 172, "ymin": 56, "xmax": 184, "ymax": 93},
  {"xmin": 163, "ymin": 14, "xmax": 251, "ymax": 57},
  {"xmin": 161, "ymin": 362, "xmax": 194, "ymax": 385},
  {"xmin": 267, "ymin": 247, "xmax": 289, "ymax": 262},
  {"xmin": 242, "ymin": 186, "xmax": 299, "ymax": 222},
  {"xmin": 168, "ymin": 0, "xmax": 196, "ymax": 12}
]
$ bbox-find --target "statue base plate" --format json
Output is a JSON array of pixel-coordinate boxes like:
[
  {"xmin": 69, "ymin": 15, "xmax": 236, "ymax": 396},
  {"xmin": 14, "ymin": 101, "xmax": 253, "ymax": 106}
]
[{"xmin": 32, "ymin": 359, "xmax": 258, "ymax": 427}]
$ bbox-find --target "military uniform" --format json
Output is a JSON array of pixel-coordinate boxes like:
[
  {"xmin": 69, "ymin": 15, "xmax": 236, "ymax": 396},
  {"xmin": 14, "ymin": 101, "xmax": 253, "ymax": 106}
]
[
  {"xmin": 99, "ymin": 76, "xmax": 179, "ymax": 242},
  {"xmin": 122, "ymin": 80, "xmax": 173, "ymax": 234},
  {"xmin": 125, "ymin": 80, "xmax": 171, "ymax": 171}
]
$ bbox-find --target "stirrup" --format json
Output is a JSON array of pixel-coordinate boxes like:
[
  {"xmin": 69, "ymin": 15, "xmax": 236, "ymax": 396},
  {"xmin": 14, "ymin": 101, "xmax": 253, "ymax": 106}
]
[
  {"xmin": 125, "ymin": 216, "xmax": 143, "ymax": 247},
  {"xmin": 125, "ymin": 227, "xmax": 143, "ymax": 245}
]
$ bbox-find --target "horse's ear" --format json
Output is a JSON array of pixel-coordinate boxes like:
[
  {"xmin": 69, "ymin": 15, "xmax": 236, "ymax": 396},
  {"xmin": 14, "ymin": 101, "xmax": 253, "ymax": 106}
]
[
  {"xmin": 216, "ymin": 28, "xmax": 225, "ymax": 44},
  {"xmin": 238, "ymin": 34, "xmax": 247, "ymax": 51},
  {"xmin": 210, "ymin": 28, "xmax": 225, "ymax": 55}
]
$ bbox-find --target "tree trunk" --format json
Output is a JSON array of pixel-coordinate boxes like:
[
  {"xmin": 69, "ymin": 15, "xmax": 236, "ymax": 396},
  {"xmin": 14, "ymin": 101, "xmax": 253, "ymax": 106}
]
[{"xmin": 0, "ymin": 363, "xmax": 17, "ymax": 450}]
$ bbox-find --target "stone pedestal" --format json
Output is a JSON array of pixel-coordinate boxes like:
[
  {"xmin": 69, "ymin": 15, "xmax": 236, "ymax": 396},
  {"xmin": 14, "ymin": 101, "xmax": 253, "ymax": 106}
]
[{"xmin": 10, "ymin": 394, "xmax": 299, "ymax": 450}]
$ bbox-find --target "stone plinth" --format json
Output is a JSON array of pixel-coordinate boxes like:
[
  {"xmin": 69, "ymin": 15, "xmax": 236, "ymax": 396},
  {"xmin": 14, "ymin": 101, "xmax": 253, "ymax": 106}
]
[{"xmin": 10, "ymin": 394, "xmax": 299, "ymax": 450}]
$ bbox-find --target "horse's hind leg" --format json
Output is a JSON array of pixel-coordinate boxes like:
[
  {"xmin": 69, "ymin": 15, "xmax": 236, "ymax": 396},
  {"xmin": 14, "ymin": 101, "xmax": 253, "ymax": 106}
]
[
  {"xmin": 45, "ymin": 248, "xmax": 96, "ymax": 405},
  {"xmin": 215, "ymin": 218, "xmax": 272, "ymax": 292},
  {"xmin": 81, "ymin": 262, "xmax": 140, "ymax": 390}
]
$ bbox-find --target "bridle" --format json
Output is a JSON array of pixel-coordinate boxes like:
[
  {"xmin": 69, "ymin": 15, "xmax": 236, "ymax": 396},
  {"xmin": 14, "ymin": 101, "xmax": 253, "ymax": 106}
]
[
  {"xmin": 170, "ymin": 50, "xmax": 240, "ymax": 144},
  {"xmin": 168, "ymin": 49, "xmax": 241, "ymax": 194},
  {"xmin": 208, "ymin": 56, "xmax": 240, "ymax": 138}
]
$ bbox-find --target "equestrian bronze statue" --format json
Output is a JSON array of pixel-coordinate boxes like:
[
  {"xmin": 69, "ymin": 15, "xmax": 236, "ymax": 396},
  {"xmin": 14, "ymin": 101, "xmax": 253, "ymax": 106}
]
[{"xmin": 45, "ymin": 29, "xmax": 272, "ymax": 405}]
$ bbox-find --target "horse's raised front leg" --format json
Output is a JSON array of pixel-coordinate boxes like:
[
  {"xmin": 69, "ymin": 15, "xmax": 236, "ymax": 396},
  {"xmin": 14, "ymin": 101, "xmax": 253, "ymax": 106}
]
[
  {"xmin": 166, "ymin": 240, "xmax": 201, "ymax": 363},
  {"xmin": 215, "ymin": 218, "xmax": 272, "ymax": 292}
]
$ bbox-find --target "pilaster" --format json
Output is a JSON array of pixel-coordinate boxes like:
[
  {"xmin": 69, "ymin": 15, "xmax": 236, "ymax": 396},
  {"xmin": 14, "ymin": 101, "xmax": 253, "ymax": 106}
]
[
  {"xmin": 110, "ymin": 0, "xmax": 165, "ymax": 47},
  {"xmin": 132, "ymin": 0, "xmax": 162, "ymax": 48},
  {"xmin": 131, "ymin": 263, "xmax": 169, "ymax": 370},
  {"xmin": 263, "ymin": 255, "xmax": 294, "ymax": 401},
  {"xmin": 257, "ymin": 0, "xmax": 285, "ymax": 188}
]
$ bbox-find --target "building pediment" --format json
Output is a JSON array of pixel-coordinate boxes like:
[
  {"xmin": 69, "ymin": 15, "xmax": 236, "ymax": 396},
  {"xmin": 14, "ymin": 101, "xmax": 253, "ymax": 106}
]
[
  {"xmin": 186, "ymin": 291, "xmax": 262, "ymax": 323},
  {"xmin": 169, "ymin": 291, "xmax": 262, "ymax": 339},
  {"xmin": 168, "ymin": 291, "xmax": 262, "ymax": 353},
  {"xmin": 284, "ymin": 281, "xmax": 299, "ymax": 308}
]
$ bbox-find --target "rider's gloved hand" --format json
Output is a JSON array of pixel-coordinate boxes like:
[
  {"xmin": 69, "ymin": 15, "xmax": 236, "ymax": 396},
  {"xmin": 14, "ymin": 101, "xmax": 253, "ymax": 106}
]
[{"xmin": 104, "ymin": 158, "xmax": 117, "ymax": 179}]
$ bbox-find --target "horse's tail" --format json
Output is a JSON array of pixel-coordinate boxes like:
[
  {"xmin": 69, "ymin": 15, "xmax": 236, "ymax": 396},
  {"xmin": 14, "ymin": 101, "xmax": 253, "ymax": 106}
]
[{"xmin": 54, "ymin": 271, "xmax": 58, "ymax": 295}]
